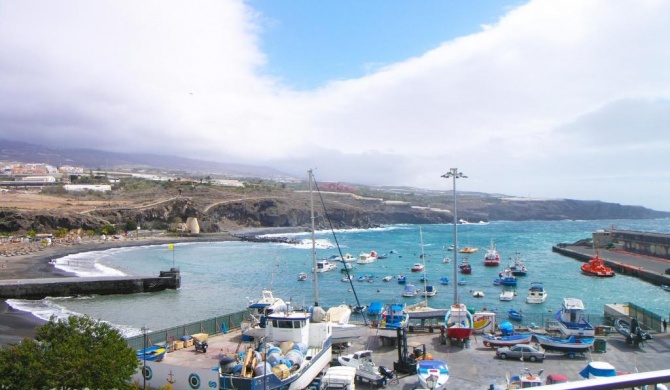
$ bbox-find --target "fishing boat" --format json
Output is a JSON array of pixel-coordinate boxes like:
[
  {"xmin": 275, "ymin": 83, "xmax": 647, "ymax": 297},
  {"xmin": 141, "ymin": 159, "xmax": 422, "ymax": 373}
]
[
  {"xmin": 421, "ymin": 285, "xmax": 438, "ymax": 297},
  {"xmin": 411, "ymin": 263, "xmax": 425, "ymax": 272},
  {"xmin": 614, "ymin": 317, "xmax": 653, "ymax": 346},
  {"xmin": 366, "ymin": 302, "xmax": 384, "ymax": 317},
  {"xmin": 328, "ymin": 304, "xmax": 368, "ymax": 344},
  {"xmin": 298, "ymin": 272, "xmax": 308, "ymax": 281},
  {"xmin": 397, "ymin": 275, "xmax": 406, "ymax": 284},
  {"xmin": 498, "ymin": 269, "xmax": 517, "ymax": 286},
  {"xmin": 481, "ymin": 333, "xmax": 533, "ymax": 348},
  {"xmin": 459, "ymin": 258, "xmax": 472, "ymax": 274},
  {"xmin": 483, "ymin": 240, "xmax": 501, "ymax": 266},
  {"xmin": 581, "ymin": 251, "xmax": 615, "ymax": 277},
  {"xmin": 526, "ymin": 283, "xmax": 547, "ymax": 304},
  {"xmin": 137, "ymin": 345, "xmax": 166, "ymax": 362},
  {"xmin": 499, "ymin": 290, "xmax": 514, "ymax": 301},
  {"xmin": 416, "ymin": 360, "xmax": 449, "ymax": 390},
  {"xmin": 509, "ymin": 253, "xmax": 528, "ymax": 276},
  {"xmin": 314, "ymin": 259, "xmax": 337, "ymax": 273},
  {"xmin": 555, "ymin": 297, "xmax": 595, "ymax": 337},
  {"xmin": 402, "ymin": 284, "xmax": 419, "ymax": 297},
  {"xmin": 444, "ymin": 303, "xmax": 474, "ymax": 340},
  {"xmin": 508, "ymin": 308, "xmax": 523, "ymax": 322},
  {"xmin": 439, "ymin": 277, "xmax": 449, "ymax": 285},
  {"xmin": 534, "ymin": 334, "xmax": 594, "ymax": 356},
  {"xmin": 379, "ymin": 303, "xmax": 408, "ymax": 330}
]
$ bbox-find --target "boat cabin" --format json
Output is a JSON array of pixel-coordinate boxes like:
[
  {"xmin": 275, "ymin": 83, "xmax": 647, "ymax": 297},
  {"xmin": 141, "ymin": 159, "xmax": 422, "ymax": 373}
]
[{"xmin": 556, "ymin": 297, "xmax": 595, "ymax": 337}]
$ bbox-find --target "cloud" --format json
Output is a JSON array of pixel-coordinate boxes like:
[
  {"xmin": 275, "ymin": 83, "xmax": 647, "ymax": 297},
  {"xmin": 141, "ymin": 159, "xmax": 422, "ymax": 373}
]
[{"xmin": 1, "ymin": 0, "xmax": 669, "ymax": 210}]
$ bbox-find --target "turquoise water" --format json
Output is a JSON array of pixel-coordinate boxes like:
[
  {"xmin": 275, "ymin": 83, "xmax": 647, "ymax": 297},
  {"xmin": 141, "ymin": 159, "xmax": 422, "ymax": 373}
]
[{"xmin": 8, "ymin": 219, "xmax": 670, "ymax": 337}]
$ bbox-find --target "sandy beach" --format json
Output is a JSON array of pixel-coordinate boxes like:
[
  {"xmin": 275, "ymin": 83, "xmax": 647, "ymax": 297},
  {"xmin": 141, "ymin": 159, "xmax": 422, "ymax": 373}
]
[{"xmin": 0, "ymin": 231, "xmax": 253, "ymax": 346}]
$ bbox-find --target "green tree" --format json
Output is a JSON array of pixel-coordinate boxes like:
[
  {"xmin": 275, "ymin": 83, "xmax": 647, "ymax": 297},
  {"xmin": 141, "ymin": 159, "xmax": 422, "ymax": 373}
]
[
  {"xmin": 0, "ymin": 315, "xmax": 138, "ymax": 390},
  {"xmin": 125, "ymin": 220, "xmax": 138, "ymax": 232}
]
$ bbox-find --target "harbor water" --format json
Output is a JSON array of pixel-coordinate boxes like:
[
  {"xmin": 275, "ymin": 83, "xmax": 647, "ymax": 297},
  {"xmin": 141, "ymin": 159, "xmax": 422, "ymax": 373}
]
[{"xmin": 8, "ymin": 219, "xmax": 670, "ymax": 337}]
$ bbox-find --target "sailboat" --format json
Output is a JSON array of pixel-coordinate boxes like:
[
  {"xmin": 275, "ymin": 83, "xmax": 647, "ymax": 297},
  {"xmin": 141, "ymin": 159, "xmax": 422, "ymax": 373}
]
[
  {"xmin": 407, "ymin": 227, "xmax": 447, "ymax": 319},
  {"xmin": 443, "ymin": 169, "xmax": 474, "ymax": 342}
]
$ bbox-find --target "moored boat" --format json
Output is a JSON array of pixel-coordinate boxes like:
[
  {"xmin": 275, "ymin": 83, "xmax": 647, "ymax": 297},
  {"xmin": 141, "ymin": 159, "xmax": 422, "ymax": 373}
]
[
  {"xmin": 357, "ymin": 251, "xmax": 378, "ymax": 264},
  {"xmin": 298, "ymin": 272, "xmax": 308, "ymax": 281},
  {"xmin": 498, "ymin": 269, "xmax": 517, "ymax": 286},
  {"xmin": 499, "ymin": 290, "xmax": 514, "ymax": 301},
  {"xmin": 459, "ymin": 247, "xmax": 478, "ymax": 254},
  {"xmin": 472, "ymin": 290, "xmax": 484, "ymax": 298},
  {"xmin": 526, "ymin": 283, "xmax": 547, "ymax": 304},
  {"xmin": 555, "ymin": 297, "xmax": 595, "ymax": 337},
  {"xmin": 241, "ymin": 290, "xmax": 288, "ymax": 338},
  {"xmin": 397, "ymin": 275, "xmax": 407, "ymax": 284},
  {"xmin": 508, "ymin": 308, "xmax": 523, "ymax": 322},
  {"xmin": 581, "ymin": 252, "xmax": 615, "ymax": 277},
  {"xmin": 421, "ymin": 285, "xmax": 438, "ymax": 297},
  {"xmin": 411, "ymin": 263, "xmax": 425, "ymax": 272},
  {"xmin": 402, "ymin": 284, "xmax": 419, "ymax": 297},
  {"xmin": 439, "ymin": 277, "xmax": 449, "ymax": 285},
  {"xmin": 382, "ymin": 275, "xmax": 393, "ymax": 282},
  {"xmin": 509, "ymin": 253, "xmax": 528, "ymax": 276},
  {"xmin": 459, "ymin": 258, "xmax": 472, "ymax": 274},
  {"xmin": 483, "ymin": 239, "xmax": 501, "ymax": 266},
  {"xmin": 314, "ymin": 259, "xmax": 337, "ymax": 273}
]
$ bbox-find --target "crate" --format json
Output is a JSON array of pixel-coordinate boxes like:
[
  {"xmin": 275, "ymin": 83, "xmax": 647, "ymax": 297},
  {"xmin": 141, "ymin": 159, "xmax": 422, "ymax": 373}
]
[
  {"xmin": 184, "ymin": 339, "xmax": 194, "ymax": 348},
  {"xmin": 192, "ymin": 333, "xmax": 208, "ymax": 342},
  {"xmin": 173, "ymin": 340, "xmax": 184, "ymax": 350}
]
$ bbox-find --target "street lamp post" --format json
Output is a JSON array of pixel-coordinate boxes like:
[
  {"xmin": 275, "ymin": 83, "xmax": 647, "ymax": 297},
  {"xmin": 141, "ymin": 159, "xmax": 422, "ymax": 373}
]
[
  {"xmin": 441, "ymin": 168, "xmax": 467, "ymax": 305},
  {"xmin": 141, "ymin": 326, "xmax": 148, "ymax": 390}
]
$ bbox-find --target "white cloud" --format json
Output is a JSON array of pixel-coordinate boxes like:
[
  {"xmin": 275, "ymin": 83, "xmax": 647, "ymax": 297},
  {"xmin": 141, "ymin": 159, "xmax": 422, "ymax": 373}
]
[{"xmin": 1, "ymin": 0, "xmax": 670, "ymax": 210}]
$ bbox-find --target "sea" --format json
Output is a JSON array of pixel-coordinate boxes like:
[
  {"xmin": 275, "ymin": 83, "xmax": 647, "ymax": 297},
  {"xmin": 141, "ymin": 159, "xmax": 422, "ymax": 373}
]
[{"xmin": 7, "ymin": 218, "xmax": 670, "ymax": 338}]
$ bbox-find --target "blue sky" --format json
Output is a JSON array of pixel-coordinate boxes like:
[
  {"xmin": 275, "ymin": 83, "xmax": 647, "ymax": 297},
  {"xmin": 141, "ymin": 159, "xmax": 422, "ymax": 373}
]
[
  {"xmin": 1, "ymin": 0, "xmax": 670, "ymax": 211},
  {"xmin": 249, "ymin": 0, "xmax": 525, "ymax": 89}
]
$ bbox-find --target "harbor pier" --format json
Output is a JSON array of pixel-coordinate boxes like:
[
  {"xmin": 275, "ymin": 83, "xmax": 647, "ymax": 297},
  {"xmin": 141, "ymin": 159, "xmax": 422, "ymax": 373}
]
[{"xmin": 0, "ymin": 268, "xmax": 180, "ymax": 299}]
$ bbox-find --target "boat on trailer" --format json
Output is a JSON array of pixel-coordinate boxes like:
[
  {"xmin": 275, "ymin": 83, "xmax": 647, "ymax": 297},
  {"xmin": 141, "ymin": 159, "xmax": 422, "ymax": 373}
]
[{"xmin": 481, "ymin": 333, "xmax": 533, "ymax": 348}]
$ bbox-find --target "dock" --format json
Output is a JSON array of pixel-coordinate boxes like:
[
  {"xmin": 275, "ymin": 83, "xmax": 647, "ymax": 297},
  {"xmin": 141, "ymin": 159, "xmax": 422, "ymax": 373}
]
[{"xmin": 0, "ymin": 268, "xmax": 180, "ymax": 299}]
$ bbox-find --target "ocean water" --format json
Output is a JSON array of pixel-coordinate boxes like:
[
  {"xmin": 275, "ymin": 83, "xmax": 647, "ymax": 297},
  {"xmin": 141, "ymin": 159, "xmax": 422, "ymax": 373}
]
[{"xmin": 8, "ymin": 219, "xmax": 670, "ymax": 337}]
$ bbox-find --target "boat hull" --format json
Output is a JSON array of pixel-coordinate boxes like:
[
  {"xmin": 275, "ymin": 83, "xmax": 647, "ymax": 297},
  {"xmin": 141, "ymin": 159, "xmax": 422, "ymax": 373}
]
[
  {"xmin": 481, "ymin": 333, "xmax": 532, "ymax": 348},
  {"xmin": 534, "ymin": 334, "xmax": 594, "ymax": 353}
]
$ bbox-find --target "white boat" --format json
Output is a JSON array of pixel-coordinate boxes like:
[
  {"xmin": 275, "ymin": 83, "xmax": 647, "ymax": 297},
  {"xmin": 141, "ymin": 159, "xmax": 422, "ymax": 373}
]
[
  {"xmin": 442, "ymin": 257, "xmax": 451, "ymax": 263},
  {"xmin": 499, "ymin": 290, "xmax": 515, "ymax": 301},
  {"xmin": 411, "ymin": 263, "xmax": 425, "ymax": 272},
  {"xmin": 314, "ymin": 259, "xmax": 337, "ymax": 273},
  {"xmin": 298, "ymin": 272, "xmax": 308, "ymax": 281},
  {"xmin": 416, "ymin": 360, "xmax": 449, "ymax": 390},
  {"xmin": 357, "ymin": 251, "xmax": 378, "ymax": 264},
  {"xmin": 339, "ymin": 253, "xmax": 357, "ymax": 263},
  {"xmin": 526, "ymin": 283, "xmax": 547, "ymax": 304},
  {"xmin": 402, "ymin": 284, "xmax": 419, "ymax": 297},
  {"xmin": 341, "ymin": 274, "xmax": 353, "ymax": 282},
  {"xmin": 406, "ymin": 301, "xmax": 448, "ymax": 319},
  {"xmin": 506, "ymin": 368, "xmax": 544, "ymax": 389},
  {"xmin": 337, "ymin": 350, "xmax": 390, "ymax": 387},
  {"xmin": 555, "ymin": 297, "xmax": 595, "ymax": 337},
  {"xmin": 421, "ymin": 285, "xmax": 438, "ymax": 297},
  {"xmin": 472, "ymin": 290, "xmax": 485, "ymax": 298},
  {"xmin": 327, "ymin": 304, "xmax": 368, "ymax": 344},
  {"xmin": 382, "ymin": 275, "xmax": 393, "ymax": 282},
  {"xmin": 240, "ymin": 290, "xmax": 288, "ymax": 338}
]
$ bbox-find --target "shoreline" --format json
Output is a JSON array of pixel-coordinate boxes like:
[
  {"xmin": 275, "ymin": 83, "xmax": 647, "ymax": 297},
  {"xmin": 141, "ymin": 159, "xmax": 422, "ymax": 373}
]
[{"xmin": 0, "ymin": 228, "xmax": 305, "ymax": 346}]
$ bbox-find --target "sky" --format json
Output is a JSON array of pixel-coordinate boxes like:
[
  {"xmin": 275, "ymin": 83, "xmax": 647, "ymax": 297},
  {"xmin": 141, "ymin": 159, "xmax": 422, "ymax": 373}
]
[{"xmin": 1, "ymin": 0, "xmax": 670, "ymax": 211}]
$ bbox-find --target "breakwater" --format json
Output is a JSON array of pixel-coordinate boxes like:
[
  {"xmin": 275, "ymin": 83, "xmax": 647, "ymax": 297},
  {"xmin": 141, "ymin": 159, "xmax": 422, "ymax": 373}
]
[{"xmin": 0, "ymin": 268, "xmax": 180, "ymax": 299}]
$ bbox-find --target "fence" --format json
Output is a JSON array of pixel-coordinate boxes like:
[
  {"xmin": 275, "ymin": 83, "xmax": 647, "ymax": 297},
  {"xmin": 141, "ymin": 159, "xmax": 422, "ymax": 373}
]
[{"xmin": 127, "ymin": 310, "xmax": 246, "ymax": 350}]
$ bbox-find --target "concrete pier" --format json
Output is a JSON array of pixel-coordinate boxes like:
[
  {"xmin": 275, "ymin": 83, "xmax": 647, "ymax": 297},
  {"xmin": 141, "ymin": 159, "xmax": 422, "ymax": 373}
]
[{"xmin": 0, "ymin": 268, "xmax": 180, "ymax": 299}]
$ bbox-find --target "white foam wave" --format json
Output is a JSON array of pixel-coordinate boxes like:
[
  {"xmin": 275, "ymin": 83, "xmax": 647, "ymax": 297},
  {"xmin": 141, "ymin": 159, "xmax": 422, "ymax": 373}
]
[{"xmin": 50, "ymin": 248, "xmax": 128, "ymax": 277}]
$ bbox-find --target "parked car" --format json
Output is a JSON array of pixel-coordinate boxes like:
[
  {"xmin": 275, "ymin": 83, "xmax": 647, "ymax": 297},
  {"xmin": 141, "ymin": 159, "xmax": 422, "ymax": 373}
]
[{"xmin": 496, "ymin": 344, "xmax": 545, "ymax": 362}]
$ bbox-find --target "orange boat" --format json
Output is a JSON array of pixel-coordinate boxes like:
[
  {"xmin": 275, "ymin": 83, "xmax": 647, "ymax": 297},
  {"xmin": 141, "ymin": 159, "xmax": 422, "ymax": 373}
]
[{"xmin": 581, "ymin": 252, "xmax": 615, "ymax": 277}]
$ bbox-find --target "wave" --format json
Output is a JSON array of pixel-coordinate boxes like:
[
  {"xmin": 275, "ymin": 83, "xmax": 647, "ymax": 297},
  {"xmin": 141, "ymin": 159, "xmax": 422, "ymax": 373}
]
[{"xmin": 51, "ymin": 250, "xmax": 127, "ymax": 277}]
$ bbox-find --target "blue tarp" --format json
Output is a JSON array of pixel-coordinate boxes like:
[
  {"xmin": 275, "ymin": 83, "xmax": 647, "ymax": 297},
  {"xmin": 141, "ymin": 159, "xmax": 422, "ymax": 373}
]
[
  {"xmin": 579, "ymin": 362, "xmax": 617, "ymax": 379},
  {"xmin": 367, "ymin": 301, "xmax": 384, "ymax": 316}
]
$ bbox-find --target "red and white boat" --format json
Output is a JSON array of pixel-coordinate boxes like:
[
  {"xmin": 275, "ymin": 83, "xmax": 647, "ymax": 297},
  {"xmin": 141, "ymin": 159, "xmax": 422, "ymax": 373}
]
[
  {"xmin": 444, "ymin": 303, "xmax": 473, "ymax": 340},
  {"xmin": 459, "ymin": 258, "xmax": 472, "ymax": 274},
  {"xmin": 483, "ymin": 240, "xmax": 500, "ymax": 266},
  {"xmin": 581, "ymin": 251, "xmax": 615, "ymax": 277},
  {"xmin": 411, "ymin": 263, "xmax": 425, "ymax": 272}
]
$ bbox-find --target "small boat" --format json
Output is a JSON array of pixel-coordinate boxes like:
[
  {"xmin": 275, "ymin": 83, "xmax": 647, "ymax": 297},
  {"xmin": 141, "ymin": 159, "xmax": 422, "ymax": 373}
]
[
  {"xmin": 314, "ymin": 259, "xmax": 337, "ymax": 273},
  {"xmin": 614, "ymin": 317, "xmax": 652, "ymax": 346},
  {"xmin": 439, "ymin": 277, "xmax": 449, "ymax": 285},
  {"xmin": 357, "ymin": 275, "xmax": 367, "ymax": 282},
  {"xmin": 445, "ymin": 244, "xmax": 455, "ymax": 251},
  {"xmin": 507, "ymin": 368, "xmax": 544, "ymax": 389},
  {"xmin": 416, "ymin": 360, "xmax": 449, "ymax": 390},
  {"xmin": 382, "ymin": 275, "xmax": 393, "ymax": 282},
  {"xmin": 508, "ymin": 308, "xmax": 523, "ymax": 322},
  {"xmin": 459, "ymin": 247, "xmax": 478, "ymax": 254},
  {"xmin": 419, "ymin": 274, "xmax": 428, "ymax": 282},
  {"xmin": 526, "ymin": 282, "xmax": 547, "ymax": 304},
  {"xmin": 481, "ymin": 332, "xmax": 533, "ymax": 348},
  {"xmin": 535, "ymin": 334, "xmax": 594, "ymax": 356},
  {"xmin": 444, "ymin": 303, "xmax": 474, "ymax": 340},
  {"xmin": 402, "ymin": 284, "xmax": 419, "ymax": 297},
  {"xmin": 457, "ymin": 278, "xmax": 466, "ymax": 285},
  {"xmin": 397, "ymin": 275, "xmax": 406, "ymax": 284},
  {"xmin": 662, "ymin": 285, "xmax": 670, "ymax": 292},
  {"xmin": 339, "ymin": 253, "xmax": 357, "ymax": 263},
  {"xmin": 357, "ymin": 251, "xmax": 378, "ymax": 264},
  {"xmin": 581, "ymin": 251, "xmax": 615, "ymax": 277},
  {"xmin": 459, "ymin": 258, "xmax": 472, "ymax": 274},
  {"xmin": 298, "ymin": 272, "xmax": 308, "ymax": 281},
  {"xmin": 137, "ymin": 345, "xmax": 166, "ymax": 362},
  {"xmin": 351, "ymin": 305, "xmax": 367, "ymax": 314},
  {"xmin": 340, "ymin": 262, "xmax": 355, "ymax": 272},
  {"xmin": 499, "ymin": 290, "xmax": 515, "ymax": 301},
  {"xmin": 472, "ymin": 290, "xmax": 485, "ymax": 298},
  {"xmin": 509, "ymin": 253, "xmax": 528, "ymax": 276},
  {"xmin": 498, "ymin": 269, "xmax": 517, "ymax": 286},
  {"xmin": 442, "ymin": 257, "xmax": 451, "ymax": 264},
  {"xmin": 341, "ymin": 274, "xmax": 354, "ymax": 282},
  {"xmin": 492, "ymin": 278, "xmax": 502, "ymax": 286},
  {"xmin": 377, "ymin": 253, "xmax": 388, "ymax": 260},
  {"xmin": 556, "ymin": 297, "xmax": 595, "ymax": 337},
  {"xmin": 366, "ymin": 302, "xmax": 384, "ymax": 316},
  {"xmin": 421, "ymin": 285, "xmax": 438, "ymax": 297},
  {"xmin": 483, "ymin": 239, "xmax": 500, "ymax": 266},
  {"xmin": 411, "ymin": 263, "xmax": 425, "ymax": 272}
]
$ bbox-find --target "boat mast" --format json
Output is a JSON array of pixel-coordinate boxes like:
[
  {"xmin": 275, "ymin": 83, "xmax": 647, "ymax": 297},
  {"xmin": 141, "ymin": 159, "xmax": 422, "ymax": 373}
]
[
  {"xmin": 309, "ymin": 169, "xmax": 319, "ymax": 307},
  {"xmin": 442, "ymin": 168, "xmax": 467, "ymax": 305},
  {"xmin": 420, "ymin": 227, "xmax": 428, "ymax": 306}
]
